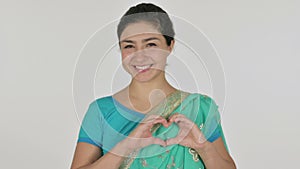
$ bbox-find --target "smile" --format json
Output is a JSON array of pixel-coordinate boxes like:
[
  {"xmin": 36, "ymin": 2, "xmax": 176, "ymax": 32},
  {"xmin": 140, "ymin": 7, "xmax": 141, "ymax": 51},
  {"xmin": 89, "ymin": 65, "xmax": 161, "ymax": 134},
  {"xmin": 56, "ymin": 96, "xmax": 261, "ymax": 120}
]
[{"xmin": 133, "ymin": 64, "xmax": 153, "ymax": 72}]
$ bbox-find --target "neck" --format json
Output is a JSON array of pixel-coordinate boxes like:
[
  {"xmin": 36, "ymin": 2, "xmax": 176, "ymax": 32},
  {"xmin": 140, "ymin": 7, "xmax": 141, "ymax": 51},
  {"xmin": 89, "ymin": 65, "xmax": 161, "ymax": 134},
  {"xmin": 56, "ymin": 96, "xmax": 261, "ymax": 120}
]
[{"xmin": 128, "ymin": 75, "xmax": 176, "ymax": 101}]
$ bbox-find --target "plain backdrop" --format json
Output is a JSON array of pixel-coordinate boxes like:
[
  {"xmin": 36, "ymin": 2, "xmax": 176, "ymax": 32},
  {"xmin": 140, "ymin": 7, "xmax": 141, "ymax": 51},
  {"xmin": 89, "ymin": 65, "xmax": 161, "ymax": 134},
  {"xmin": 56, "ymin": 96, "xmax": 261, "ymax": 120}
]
[{"xmin": 1, "ymin": 0, "xmax": 299, "ymax": 168}]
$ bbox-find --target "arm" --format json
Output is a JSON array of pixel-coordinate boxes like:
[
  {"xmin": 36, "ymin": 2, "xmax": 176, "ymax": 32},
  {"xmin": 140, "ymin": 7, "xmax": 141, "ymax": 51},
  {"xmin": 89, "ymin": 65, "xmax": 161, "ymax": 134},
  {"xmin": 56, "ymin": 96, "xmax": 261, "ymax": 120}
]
[
  {"xmin": 195, "ymin": 137, "xmax": 236, "ymax": 169},
  {"xmin": 70, "ymin": 142, "xmax": 127, "ymax": 169},
  {"xmin": 71, "ymin": 115, "xmax": 168, "ymax": 169}
]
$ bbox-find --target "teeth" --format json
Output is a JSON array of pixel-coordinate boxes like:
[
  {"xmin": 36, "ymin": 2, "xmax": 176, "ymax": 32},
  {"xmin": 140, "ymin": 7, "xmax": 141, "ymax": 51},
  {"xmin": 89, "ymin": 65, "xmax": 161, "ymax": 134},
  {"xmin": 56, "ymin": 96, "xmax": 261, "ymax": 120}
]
[{"xmin": 135, "ymin": 64, "xmax": 152, "ymax": 70}]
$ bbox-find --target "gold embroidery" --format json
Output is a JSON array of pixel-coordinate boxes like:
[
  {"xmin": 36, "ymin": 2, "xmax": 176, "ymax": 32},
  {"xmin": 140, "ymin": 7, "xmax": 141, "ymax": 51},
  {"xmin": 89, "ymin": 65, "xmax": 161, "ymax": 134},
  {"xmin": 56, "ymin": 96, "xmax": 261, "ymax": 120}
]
[
  {"xmin": 119, "ymin": 149, "xmax": 139, "ymax": 169},
  {"xmin": 166, "ymin": 156, "xmax": 176, "ymax": 169},
  {"xmin": 199, "ymin": 123, "xmax": 204, "ymax": 130},
  {"xmin": 140, "ymin": 158, "xmax": 148, "ymax": 167},
  {"xmin": 188, "ymin": 148, "xmax": 200, "ymax": 162},
  {"xmin": 149, "ymin": 90, "xmax": 190, "ymax": 133}
]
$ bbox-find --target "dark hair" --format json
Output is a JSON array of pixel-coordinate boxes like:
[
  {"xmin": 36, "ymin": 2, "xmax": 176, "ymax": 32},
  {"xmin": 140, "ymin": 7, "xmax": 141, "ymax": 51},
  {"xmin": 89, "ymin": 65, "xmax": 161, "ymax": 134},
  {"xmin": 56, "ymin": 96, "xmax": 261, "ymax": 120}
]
[{"xmin": 117, "ymin": 3, "xmax": 175, "ymax": 46}]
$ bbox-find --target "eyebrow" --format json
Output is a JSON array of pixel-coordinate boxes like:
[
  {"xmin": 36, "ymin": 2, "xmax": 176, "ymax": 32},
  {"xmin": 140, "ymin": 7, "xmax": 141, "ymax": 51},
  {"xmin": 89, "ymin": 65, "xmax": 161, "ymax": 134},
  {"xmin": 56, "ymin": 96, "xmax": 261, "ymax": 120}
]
[
  {"xmin": 120, "ymin": 37, "xmax": 160, "ymax": 44},
  {"xmin": 142, "ymin": 37, "xmax": 160, "ymax": 43}
]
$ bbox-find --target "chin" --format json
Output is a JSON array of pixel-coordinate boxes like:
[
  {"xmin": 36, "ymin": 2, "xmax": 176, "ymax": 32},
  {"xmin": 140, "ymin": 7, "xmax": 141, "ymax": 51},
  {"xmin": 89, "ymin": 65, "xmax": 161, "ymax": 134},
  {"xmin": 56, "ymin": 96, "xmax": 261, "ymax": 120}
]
[
  {"xmin": 133, "ymin": 76, "xmax": 154, "ymax": 83},
  {"xmin": 132, "ymin": 70, "xmax": 163, "ymax": 83}
]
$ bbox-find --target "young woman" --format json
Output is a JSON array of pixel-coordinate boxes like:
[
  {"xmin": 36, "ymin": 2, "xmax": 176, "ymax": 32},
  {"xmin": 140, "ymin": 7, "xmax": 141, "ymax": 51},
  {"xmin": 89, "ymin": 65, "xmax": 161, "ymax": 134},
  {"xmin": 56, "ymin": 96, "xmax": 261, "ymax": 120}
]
[{"xmin": 71, "ymin": 3, "xmax": 236, "ymax": 169}]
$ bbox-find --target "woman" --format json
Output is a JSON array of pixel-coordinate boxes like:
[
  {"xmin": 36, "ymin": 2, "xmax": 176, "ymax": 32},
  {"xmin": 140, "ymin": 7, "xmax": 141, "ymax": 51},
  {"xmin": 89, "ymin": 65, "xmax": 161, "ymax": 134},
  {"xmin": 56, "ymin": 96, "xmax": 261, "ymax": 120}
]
[{"xmin": 71, "ymin": 3, "xmax": 236, "ymax": 169}]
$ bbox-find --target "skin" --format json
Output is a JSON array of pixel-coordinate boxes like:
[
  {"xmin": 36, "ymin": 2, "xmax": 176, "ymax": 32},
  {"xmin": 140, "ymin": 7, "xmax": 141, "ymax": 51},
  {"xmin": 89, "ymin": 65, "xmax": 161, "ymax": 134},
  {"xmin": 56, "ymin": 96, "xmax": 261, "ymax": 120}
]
[{"xmin": 71, "ymin": 21, "xmax": 236, "ymax": 169}]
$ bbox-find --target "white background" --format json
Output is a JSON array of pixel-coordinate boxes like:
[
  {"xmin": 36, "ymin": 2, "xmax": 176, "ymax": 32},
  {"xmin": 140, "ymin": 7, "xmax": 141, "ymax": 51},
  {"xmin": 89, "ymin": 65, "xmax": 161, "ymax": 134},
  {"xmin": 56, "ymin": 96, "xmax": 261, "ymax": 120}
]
[{"xmin": 1, "ymin": 0, "xmax": 299, "ymax": 168}]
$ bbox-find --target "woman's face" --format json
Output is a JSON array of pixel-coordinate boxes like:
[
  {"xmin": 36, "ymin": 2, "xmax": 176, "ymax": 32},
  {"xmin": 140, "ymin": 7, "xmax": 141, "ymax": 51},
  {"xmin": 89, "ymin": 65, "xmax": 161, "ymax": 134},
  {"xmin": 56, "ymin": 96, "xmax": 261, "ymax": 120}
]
[{"xmin": 120, "ymin": 21, "xmax": 174, "ymax": 83}]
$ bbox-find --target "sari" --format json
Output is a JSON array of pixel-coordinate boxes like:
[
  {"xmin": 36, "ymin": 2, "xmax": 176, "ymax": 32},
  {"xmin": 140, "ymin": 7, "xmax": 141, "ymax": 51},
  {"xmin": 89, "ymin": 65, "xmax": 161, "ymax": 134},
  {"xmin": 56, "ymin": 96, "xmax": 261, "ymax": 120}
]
[{"xmin": 78, "ymin": 90, "xmax": 226, "ymax": 169}]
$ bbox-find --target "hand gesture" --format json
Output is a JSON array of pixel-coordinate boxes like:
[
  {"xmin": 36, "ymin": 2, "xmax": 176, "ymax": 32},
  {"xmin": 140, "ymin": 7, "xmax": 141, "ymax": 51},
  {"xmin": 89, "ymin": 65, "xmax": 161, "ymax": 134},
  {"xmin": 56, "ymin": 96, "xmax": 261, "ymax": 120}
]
[
  {"xmin": 166, "ymin": 113, "xmax": 207, "ymax": 150},
  {"xmin": 120, "ymin": 115, "xmax": 169, "ymax": 154}
]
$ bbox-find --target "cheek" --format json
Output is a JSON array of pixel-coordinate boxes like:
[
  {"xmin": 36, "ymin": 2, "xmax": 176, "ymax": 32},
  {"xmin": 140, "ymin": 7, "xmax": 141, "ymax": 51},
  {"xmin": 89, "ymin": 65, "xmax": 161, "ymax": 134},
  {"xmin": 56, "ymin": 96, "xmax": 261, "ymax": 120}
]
[
  {"xmin": 121, "ymin": 51, "xmax": 127, "ymax": 60},
  {"xmin": 148, "ymin": 49, "xmax": 169, "ymax": 61},
  {"xmin": 121, "ymin": 50, "xmax": 133, "ymax": 60},
  {"xmin": 121, "ymin": 51, "xmax": 133, "ymax": 66}
]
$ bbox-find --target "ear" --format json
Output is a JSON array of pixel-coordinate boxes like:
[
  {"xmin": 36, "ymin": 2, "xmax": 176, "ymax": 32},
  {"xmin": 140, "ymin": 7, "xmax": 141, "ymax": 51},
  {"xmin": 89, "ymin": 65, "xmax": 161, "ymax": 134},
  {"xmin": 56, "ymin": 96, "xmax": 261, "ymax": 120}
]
[{"xmin": 168, "ymin": 40, "xmax": 175, "ymax": 52}]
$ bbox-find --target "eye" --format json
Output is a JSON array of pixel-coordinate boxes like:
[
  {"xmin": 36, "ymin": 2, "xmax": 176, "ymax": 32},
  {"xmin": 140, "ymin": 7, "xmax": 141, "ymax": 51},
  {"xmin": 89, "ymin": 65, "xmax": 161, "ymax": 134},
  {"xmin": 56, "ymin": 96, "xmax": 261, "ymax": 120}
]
[
  {"xmin": 146, "ymin": 43, "xmax": 157, "ymax": 47},
  {"xmin": 124, "ymin": 45, "xmax": 134, "ymax": 49}
]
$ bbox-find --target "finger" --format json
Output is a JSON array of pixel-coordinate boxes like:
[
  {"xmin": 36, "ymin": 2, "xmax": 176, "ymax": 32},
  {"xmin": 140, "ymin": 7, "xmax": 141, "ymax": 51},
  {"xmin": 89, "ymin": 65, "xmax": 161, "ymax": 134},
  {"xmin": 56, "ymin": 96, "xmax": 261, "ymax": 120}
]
[
  {"xmin": 151, "ymin": 137, "xmax": 167, "ymax": 147},
  {"xmin": 168, "ymin": 113, "xmax": 181, "ymax": 124},
  {"xmin": 165, "ymin": 137, "xmax": 180, "ymax": 146},
  {"xmin": 144, "ymin": 117, "xmax": 168, "ymax": 128},
  {"xmin": 141, "ymin": 137, "xmax": 166, "ymax": 147},
  {"xmin": 176, "ymin": 117, "xmax": 196, "ymax": 128},
  {"xmin": 167, "ymin": 113, "xmax": 179, "ymax": 121},
  {"xmin": 170, "ymin": 115, "xmax": 191, "ymax": 125},
  {"xmin": 168, "ymin": 113, "xmax": 187, "ymax": 123},
  {"xmin": 152, "ymin": 118, "xmax": 169, "ymax": 127}
]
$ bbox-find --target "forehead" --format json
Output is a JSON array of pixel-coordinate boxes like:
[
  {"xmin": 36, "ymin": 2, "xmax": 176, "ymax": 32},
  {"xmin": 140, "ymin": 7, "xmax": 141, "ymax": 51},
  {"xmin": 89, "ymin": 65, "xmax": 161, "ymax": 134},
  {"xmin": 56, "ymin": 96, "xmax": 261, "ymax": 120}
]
[{"xmin": 120, "ymin": 22, "xmax": 163, "ymax": 41}]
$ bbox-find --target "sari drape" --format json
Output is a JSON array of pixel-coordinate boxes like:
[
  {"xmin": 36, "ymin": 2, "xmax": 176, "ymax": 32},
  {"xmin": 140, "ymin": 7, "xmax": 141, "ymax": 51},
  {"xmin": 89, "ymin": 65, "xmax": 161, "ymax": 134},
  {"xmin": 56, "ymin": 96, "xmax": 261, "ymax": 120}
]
[
  {"xmin": 120, "ymin": 91, "xmax": 226, "ymax": 169},
  {"xmin": 78, "ymin": 90, "xmax": 226, "ymax": 169}
]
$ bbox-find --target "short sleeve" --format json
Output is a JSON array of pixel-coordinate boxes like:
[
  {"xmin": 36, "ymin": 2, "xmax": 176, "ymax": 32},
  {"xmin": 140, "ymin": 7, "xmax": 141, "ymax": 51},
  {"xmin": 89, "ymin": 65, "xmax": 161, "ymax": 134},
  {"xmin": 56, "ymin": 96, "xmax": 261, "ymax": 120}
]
[
  {"xmin": 77, "ymin": 100, "xmax": 103, "ymax": 148},
  {"xmin": 199, "ymin": 95, "xmax": 224, "ymax": 143}
]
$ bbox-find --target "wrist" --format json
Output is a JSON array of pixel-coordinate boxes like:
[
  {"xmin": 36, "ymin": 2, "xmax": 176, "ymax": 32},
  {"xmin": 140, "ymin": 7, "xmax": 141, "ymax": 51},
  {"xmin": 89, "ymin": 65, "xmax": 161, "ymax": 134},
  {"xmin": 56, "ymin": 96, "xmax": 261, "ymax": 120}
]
[
  {"xmin": 194, "ymin": 141, "xmax": 217, "ymax": 160},
  {"xmin": 112, "ymin": 140, "xmax": 135, "ymax": 157},
  {"xmin": 118, "ymin": 137, "xmax": 143, "ymax": 155},
  {"xmin": 195, "ymin": 141, "xmax": 214, "ymax": 156}
]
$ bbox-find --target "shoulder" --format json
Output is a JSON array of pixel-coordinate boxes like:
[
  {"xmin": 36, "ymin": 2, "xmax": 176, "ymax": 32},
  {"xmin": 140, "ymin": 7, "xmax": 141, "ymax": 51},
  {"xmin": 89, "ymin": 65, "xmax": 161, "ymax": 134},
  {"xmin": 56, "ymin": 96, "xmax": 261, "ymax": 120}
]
[
  {"xmin": 87, "ymin": 96, "xmax": 116, "ymax": 117},
  {"xmin": 93, "ymin": 95, "xmax": 113, "ymax": 105},
  {"xmin": 184, "ymin": 93, "xmax": 221, "ymax": 124},
  {"xmin": 87, "ymin": 96, "xmax": 112, "ymax": 108},
  {"xmin": 200, "ymin": 94, "xmax": 217, "ymax": 106},
  {"xmin": 185, "ymin": 92, "xmax": 218, "ymax": 111},
  {"xmin": 185, "ymin": 92, "xmax": 216, "ymax": 104}
]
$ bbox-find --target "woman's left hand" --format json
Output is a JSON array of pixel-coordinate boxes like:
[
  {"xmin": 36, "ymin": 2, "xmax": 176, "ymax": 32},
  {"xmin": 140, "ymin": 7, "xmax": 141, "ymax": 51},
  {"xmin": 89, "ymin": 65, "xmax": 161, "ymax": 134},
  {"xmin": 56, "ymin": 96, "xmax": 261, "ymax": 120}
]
[
  {"xmin": 165, "ymin": 113, "xmax": 236, "ymax": 169},
  {"xmin": 165, "ymin": 113, "xmax": 208, "ymax": 150}
]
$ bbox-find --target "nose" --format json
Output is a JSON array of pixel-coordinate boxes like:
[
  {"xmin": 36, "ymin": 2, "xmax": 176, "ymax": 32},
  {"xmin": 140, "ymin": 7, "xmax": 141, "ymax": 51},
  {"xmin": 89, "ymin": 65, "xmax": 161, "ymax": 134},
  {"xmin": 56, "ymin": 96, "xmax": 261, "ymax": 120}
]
[
  {"xmin": 131, "ymin": 47, "xmax": 149, "ymax": 62},
  {"xmin": 133, "ymin": 50, "xmax": 146, "ymax": 61},
  {"xmin": 134, "ymin": 44, "xmax": 146, "ymax": 52}
]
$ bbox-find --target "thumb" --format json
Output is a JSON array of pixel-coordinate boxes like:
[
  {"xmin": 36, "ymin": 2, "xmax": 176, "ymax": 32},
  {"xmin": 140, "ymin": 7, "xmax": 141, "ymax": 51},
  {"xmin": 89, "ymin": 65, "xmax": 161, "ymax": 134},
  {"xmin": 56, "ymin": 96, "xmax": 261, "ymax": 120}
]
[
  {"xmin": 165, "ymin": 137, "xmax": 179, "ymax": 146},
  {"xmin": 152, "ymin": 137, "xmax": 167, "ymax": 147}
]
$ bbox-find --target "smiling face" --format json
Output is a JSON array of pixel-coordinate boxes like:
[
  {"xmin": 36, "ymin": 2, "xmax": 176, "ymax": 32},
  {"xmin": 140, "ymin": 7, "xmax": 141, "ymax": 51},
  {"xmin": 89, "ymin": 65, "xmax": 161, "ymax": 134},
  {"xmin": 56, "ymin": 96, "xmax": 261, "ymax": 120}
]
[{"xmin": 120, "ymin": 21, "xmax": 174, "ymax": 83}]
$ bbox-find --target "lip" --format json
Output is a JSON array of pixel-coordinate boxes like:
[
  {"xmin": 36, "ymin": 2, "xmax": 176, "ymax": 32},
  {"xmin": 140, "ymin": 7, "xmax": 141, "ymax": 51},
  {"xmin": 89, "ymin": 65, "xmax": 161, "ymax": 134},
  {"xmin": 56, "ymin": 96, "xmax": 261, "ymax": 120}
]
[{"xmin": 132, "ymin": 64, "xmax": 153, "ymax": 72}]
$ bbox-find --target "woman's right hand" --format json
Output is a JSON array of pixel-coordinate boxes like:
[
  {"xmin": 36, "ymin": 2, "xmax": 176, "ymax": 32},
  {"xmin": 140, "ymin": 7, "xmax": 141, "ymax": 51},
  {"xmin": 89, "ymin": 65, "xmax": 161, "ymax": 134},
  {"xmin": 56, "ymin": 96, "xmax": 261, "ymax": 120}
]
[{"xmin": 116, "ymin": 115, "xmax": 168, "ymax": 156}]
